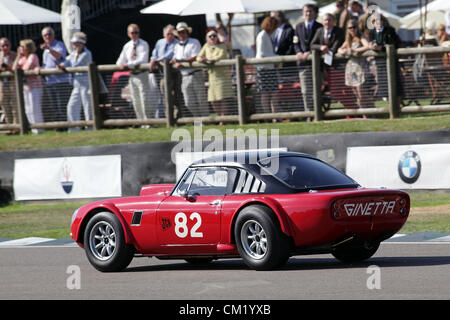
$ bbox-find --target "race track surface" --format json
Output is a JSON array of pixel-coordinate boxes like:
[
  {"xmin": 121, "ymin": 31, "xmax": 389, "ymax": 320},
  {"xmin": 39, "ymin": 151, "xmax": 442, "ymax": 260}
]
[{"xmin": 0, "ymin": 241, "xmax": 449, "ymax": 300}]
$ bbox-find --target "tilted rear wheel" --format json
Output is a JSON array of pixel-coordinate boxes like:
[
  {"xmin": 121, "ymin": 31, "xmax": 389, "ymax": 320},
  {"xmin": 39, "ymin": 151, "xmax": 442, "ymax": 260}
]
[
  {"xmin": 84, "ymin": 211, "xmax": 134, "ymax": 272},
  {"xmin": 235, "ymin": 205, "xmax": 290, "ymax": 270}
]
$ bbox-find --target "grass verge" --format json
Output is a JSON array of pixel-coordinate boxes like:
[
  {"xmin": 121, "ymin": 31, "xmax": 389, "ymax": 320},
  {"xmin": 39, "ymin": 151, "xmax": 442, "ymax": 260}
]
[
  {"xmin": 1, "ymin": 114, "xmax": 449, "ymax": 151},
  {"xmin": 0, "ymin": 202, "xmax": 85, "ymax": 240}
]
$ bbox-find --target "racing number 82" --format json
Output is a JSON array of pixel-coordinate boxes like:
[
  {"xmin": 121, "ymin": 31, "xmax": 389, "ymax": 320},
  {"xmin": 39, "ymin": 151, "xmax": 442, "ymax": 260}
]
[{"xmin": 174, "ymin": 212, "xmax": 203, "ymax": 238}]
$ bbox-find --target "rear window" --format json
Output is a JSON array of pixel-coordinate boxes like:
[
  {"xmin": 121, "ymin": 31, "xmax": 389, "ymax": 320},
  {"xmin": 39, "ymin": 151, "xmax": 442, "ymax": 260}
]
[{"xmin": 259, "ymin": 156, "xmax": 358, "ymax": 190}]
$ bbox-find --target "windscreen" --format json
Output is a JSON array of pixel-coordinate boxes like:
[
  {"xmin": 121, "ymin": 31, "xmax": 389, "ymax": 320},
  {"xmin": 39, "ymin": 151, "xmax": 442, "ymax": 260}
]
[{"xmin": 259, "ymin": 156, "xmax": 358, "ymax": 190}]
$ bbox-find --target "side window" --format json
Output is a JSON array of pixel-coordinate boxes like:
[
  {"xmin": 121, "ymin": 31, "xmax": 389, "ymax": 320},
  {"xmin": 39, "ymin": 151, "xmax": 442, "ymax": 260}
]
[
  {"xmin": 172, "ymin": 168, "xmax": 195, "ymax": 196},
  {"xmin": 189, "ymin": 168, "xmax": 228, "ymax": 196},
  {"xmin": 233, "ymin": 169, "xmax": 266, "ymax": 194}
]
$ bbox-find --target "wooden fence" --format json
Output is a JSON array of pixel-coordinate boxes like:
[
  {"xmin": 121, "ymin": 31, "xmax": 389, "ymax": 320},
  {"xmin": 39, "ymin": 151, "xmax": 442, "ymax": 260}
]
[{"xmin": 1, "ymin": 45, "xmax": 449, "ymax": 134}]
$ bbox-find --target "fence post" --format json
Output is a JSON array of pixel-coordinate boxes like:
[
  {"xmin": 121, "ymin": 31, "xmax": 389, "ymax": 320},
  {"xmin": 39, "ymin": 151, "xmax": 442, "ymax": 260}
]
[
  {"xmin": 311, "ymin": 49, "xmax": 323, "ymax": 122},
  {"xmin": 14, "ymin": 68, "xmax": 29, "ymax": 135},
  {"xmin": 87, "ymin": 62, "xmax": 103, "ymax": 130},
  {"xmin": 163, "ymin": 59, "xmax": 175, "ymax": 127},
  {"xmin": 235, "ymin": 55, "xmax": 248, "ymax": 125},
  {"xmin": 386, "ymin": 44, "xmax": 400, "ymax": 119}
]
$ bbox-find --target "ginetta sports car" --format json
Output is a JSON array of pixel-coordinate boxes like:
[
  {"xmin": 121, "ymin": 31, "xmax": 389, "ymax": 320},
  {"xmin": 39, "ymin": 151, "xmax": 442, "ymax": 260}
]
[{"xmin": 70, "ymin": 152, "xmax": 410, "ymax": 272}]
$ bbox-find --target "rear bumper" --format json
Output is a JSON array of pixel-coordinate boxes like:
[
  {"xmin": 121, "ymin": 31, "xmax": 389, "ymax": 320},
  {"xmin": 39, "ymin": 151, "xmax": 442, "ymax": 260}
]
[{"xmin": 290, "ymin": 230, "xmax": 396, "ymax": 256}]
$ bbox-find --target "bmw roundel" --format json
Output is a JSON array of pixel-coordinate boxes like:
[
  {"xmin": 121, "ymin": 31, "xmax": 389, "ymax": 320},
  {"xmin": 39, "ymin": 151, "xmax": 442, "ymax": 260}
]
[{"xmin": 398, "ymin": 150, "xmax": 421, "ymax": 184}]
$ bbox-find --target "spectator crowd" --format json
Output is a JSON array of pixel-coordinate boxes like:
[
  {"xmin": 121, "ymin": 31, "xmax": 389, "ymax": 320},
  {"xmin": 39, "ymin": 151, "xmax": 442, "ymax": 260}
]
[{"xmin": 1, "ymin": 0, "xmax": 450, "ymax": 132}]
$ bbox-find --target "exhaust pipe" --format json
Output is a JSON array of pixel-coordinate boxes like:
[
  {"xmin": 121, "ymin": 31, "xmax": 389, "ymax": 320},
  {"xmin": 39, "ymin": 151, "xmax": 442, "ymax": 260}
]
[{"xmin": 331, "ymin": 234, "xmax": 355, "ymax": 248}]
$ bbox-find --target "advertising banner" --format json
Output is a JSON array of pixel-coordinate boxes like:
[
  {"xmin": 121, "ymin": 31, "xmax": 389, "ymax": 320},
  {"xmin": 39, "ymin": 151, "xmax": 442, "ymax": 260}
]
[
  {"xmin": 14, "ymin": 155, "xmax": 122, "ymax": 200},
  {"xmin": 346, "ymin": 144, "xmax": 450, "ymax": 189}
]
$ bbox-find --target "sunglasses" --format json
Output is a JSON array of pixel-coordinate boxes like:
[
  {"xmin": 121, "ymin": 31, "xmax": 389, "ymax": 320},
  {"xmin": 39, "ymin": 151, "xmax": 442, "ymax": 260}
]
[{"xmin": 348, "ymin": 26, "xmax": 356, "ymax": 30}]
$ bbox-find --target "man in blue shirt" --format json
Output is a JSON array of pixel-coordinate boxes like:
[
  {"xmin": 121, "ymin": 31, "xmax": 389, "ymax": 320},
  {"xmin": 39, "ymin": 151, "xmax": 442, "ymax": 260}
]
[
  {"xmin": 149, "ymin": 24, "xmax": 178, "ymax": 119},
  {"xmin": 40, "ymin": 26, "xmax": 71, "ymax": 123}
]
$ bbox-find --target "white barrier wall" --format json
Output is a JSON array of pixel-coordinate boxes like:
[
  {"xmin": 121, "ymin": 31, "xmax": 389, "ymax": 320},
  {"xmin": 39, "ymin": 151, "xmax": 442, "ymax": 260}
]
[
  {"xmin": 13, "ymin": 155, "xmax": 122, "ymax": 200},
  {"xmin": 346, "ymin": 144, "xmax": 450, "ymax": 189}
]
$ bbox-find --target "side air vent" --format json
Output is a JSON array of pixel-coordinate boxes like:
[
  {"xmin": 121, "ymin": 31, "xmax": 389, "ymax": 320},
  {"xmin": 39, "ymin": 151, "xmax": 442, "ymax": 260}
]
[{"xmin": 131, "ymin": 211, "xmax": 143, "ymax": 226}]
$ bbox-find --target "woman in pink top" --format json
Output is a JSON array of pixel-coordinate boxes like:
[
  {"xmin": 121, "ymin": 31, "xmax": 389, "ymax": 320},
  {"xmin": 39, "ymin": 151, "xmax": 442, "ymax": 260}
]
[{"xmin": 13, "ymin": 39, "xmax": 43, "ymax": 134}]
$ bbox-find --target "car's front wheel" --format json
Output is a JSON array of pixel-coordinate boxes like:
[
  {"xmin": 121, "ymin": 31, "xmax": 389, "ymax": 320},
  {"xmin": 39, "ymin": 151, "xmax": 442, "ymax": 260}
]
[
  {"xmin": 84, "ymin": 211, "xmax": 134, "ymax": 272},
  {"xmin": 235, "ymin": 205, "xmax": 290, "ymax": 270}
]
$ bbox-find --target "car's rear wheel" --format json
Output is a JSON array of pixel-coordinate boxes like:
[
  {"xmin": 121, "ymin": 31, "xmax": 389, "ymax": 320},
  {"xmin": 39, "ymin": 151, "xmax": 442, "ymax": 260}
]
[
  {"xmin": 235, "ymin": 205, "xmax": 290, "ymax": 270},
  {"xmin": 84, "ymin": 211, "xmax": 134, "ymax": 272},
  {"xmin": 332, "ymin": 242, "xmax": 380, "ymax": 264}
]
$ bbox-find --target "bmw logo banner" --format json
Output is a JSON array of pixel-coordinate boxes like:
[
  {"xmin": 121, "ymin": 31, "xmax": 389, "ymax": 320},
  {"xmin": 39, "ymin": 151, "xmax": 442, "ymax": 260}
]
[
  {"xmin": 13, "ymin": 155, "xmax": 122, "ymax": 201},
  {"xmin": 346, "ymin": 144, "xmax": 450, "ymax": 189},
  {"xmin": 398, "ymin": 151, "xmax": 421, "ymax": 184}
]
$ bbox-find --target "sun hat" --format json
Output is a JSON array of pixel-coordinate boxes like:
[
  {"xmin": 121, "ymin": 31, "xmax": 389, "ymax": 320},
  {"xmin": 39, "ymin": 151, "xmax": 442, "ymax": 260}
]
[
  {"xmin": 175, "ymin": 22, "xmax": 192, "ymax": 35},
  {"xmin": 70, "ymin": 32, "xmax": 87, "ymax": 44}
]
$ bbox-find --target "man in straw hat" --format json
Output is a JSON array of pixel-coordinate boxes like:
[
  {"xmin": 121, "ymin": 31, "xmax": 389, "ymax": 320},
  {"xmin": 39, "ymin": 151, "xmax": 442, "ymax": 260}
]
[{"xmin": 170, "ymin": 22, "xmax": 208, "ymax": 118}]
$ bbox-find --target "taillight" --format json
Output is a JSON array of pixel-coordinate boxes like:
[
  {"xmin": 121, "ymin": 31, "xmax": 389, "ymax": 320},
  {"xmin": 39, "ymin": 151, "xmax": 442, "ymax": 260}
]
[
  {"xmin": 331, "ymin": 202, "xmax": 340, "ymax": 220},
  {"xmin": 399, "ymin": 197, "xmax": 408, "ymax": 217}
]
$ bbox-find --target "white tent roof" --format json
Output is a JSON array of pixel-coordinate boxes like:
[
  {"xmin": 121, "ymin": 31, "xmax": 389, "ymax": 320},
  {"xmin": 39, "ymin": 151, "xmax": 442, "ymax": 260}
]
[
  {"xmin": 400, "ymin": 0, "xmax": 450, "ymax": 30},
  {"xmin": 141, "ymin": 0, "xmax": 315, "ymax": 15},
  {"xmin": 0, "ymin": 0, "xmax": 61, "ymax": 25}
]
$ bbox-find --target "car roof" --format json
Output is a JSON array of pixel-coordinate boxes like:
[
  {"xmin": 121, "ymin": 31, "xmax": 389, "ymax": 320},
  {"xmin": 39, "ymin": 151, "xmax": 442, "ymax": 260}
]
[{"xmin": 190, "ymin": 151, "xmax": 315, "ymax": 168}]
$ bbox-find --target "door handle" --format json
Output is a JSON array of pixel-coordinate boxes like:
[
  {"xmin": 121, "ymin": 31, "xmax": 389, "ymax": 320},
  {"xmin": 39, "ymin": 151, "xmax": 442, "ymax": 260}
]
[{"xmin": 209, "ymin": 199, "xmax": 222, "ymax": 206}]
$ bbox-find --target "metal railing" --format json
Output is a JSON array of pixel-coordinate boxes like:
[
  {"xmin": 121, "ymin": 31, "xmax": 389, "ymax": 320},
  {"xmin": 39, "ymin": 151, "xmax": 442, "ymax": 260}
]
[{"xmin": 1, "ymin": 45, "xmax": 449, "ymax": 134}]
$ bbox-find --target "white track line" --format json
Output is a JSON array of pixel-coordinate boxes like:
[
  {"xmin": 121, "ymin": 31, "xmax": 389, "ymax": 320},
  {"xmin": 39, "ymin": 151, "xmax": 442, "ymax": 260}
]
[{"xmin": 0, "ymin": 237, "xmax": 55, "ymax": 246}]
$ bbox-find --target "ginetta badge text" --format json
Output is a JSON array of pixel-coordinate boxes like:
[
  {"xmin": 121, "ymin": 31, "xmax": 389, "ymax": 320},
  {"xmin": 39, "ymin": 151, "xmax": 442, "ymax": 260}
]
[{"xmin": 343, "ymin": 201, "xmax": 396, "ymax": 216}]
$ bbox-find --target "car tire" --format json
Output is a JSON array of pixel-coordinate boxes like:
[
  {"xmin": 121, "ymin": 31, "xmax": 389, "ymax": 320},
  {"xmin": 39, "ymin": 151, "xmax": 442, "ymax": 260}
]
[
  {"xmin": 83, "ymin": 211, "xmax": 134, "ymax": 272},
  {"xmin": 332, "ymin": 242, "xmax": 380, "ymax": 264},
  {"xmin": 235, "ymin": 205, "xmax": 290, "ymax": 271}
]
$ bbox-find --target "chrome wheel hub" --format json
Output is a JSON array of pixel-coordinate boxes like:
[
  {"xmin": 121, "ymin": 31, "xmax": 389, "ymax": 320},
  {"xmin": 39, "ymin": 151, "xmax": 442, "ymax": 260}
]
[
  {"xmin": 241, "ymin": 220, "xmax": 268, "ymax": 260},
  {"xmin": 89, "ymin": 221, "xmax": 117, "ymax": 261}
]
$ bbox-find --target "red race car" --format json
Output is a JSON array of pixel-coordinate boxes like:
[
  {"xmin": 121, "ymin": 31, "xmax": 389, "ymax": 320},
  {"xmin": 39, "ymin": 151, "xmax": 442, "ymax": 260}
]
[{"xmin": 70, "ymin": 151, "xmax": 409, "ymax": 272}]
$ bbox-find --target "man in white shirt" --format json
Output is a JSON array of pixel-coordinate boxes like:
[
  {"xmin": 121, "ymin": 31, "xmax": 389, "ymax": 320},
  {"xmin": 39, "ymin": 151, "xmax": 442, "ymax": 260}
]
[
  {"xmin": 116, "ymin": 24, "xmax": 150, "ymax": 120},
  {"xmin": 170, "ymin": 22, "xmax": 207, "ymax": 117}
]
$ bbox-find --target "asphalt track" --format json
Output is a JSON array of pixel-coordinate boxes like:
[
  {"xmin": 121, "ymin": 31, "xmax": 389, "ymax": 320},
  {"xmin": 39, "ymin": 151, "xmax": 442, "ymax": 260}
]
[{"xmin": 0, "ymin": 242, "xmax": 449, "ymax": 300}]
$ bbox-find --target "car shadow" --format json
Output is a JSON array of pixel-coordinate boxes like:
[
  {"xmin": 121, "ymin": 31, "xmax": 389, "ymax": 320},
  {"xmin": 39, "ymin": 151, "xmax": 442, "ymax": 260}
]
[
  {"xmin": 124, "ymin": 255, "xmax": 450, "ymax": 273},
  {"xmin": 282, "ymin": 255, "xmax": 450, "ymax": 271}
]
